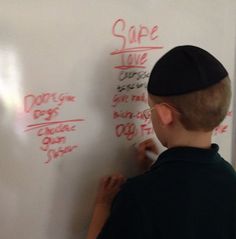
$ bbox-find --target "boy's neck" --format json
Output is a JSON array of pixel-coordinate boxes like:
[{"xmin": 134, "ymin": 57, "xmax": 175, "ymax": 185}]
[{"xmin": 167, "ymin": 130, "xmax": 212, "ymax": 149}]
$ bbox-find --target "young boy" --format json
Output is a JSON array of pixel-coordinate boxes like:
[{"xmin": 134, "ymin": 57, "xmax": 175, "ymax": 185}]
[{"xmin": 87, "ymin": 45, "xmax": 236, "ymax": 239}]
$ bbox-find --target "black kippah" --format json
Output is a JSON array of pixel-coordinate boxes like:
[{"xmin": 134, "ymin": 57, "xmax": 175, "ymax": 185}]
[{"xmin": 148, "ymin": 45, "xmax": 228, "ymax": 96}]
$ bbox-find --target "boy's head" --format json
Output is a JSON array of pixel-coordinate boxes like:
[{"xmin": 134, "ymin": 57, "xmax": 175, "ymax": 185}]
[{"xmin": 147, "ymin": 45, "xmax": 231, "ymax": 146}]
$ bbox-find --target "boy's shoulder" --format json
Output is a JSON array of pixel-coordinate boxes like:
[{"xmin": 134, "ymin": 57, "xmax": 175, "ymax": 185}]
[
  {"xmin": 123, "ymin": 152, "xmax": 236, "ymax": 195},
  {"xmin": 122, "ymin": 169, "xmax": 163, "ymax": 194}
]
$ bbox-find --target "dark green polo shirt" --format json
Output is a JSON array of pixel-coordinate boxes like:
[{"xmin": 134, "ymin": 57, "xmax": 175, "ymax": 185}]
[{"xmin": 97, "ymin": 144, "xmax": 236, "ymax": 239}]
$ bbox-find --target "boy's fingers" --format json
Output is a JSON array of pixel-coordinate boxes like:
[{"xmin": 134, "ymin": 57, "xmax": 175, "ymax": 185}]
[
  {"xmin": 144, "ymin": 138, "xmax": 154, "ymax": 144},
  {"xmin": 137, "ymin": 143, "xmax": 147, "ymax": 155},
  {"xmin": 144, "ymin": 140, "xmax": 156, "ymax": 149},
  {"xmin": 108, "ymin": 176, "xmax": 118, "ymax": 188},
  {"xmin": 117, "ymin": 175, "xmax": 126, "ymax": 185},
  {"xmin": 146, "ymin": 143, "xmax": 158, "ymax": 154},
  {"xmin": 138, "ymin": 139, "xmax": 158, "ymax": 154},
  {"xmin": 101, "ymin": 176, "xmax": 112, "ymax": 188},
  {"xmin": 138, "ymin": 139, "xmax": 154, "ymax": 149},
  {"xmin": 107, "ymin": 174, "xmax": 125, "ymax": 188}
]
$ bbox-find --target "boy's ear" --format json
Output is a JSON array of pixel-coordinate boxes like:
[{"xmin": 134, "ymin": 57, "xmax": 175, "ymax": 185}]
[{"xmin": 154, "ymin": 104, "xmax": 174, "ymax": 126}]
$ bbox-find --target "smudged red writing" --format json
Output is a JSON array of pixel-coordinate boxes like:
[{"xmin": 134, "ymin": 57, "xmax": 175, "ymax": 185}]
[
  {"xmin": 112, "ymin": 94, "xmax": 129, "ymax": 106},
  {"xmin": 213, "ymin": 111, "xmax": 232, "ymax": 136},
  {"xmin": 214, "ymin": 124, "xmax": 228, "ymax": 135}
]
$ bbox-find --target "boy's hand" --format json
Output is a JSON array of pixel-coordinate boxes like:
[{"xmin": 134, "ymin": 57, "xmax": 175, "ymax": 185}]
[
  {"xmin": 136, "ymin": 138, "xmax": 159, "ymax": 172},
  {"xmin": 87, "ymin": 175, "xmax": 125, "ymax": 239},
  {"xmin": 95, "ymin": 174, "xmax": 126, "ymax": 207}
]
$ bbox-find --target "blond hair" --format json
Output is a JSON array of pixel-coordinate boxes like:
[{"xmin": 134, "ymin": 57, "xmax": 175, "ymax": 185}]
[{"xmin": 150, "ymin": 77, "xmax": 231, "ymax": 131}]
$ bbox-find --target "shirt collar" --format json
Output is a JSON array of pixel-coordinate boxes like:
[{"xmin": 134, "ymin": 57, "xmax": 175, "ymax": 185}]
[{"xmin": 151, "ymin": 143, "xmax": 221, "ymax": 170}]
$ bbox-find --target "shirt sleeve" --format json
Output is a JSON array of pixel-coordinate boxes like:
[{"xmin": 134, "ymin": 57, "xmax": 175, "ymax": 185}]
[{"xmin": 96, "ymin": 183, "xmax": 142, "ymax": 239}]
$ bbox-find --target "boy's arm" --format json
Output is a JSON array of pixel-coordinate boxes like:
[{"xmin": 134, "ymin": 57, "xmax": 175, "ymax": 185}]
[
  {"xmin": 96, "ymin": 180, "xmax": 145, "ymax": 239},
  {"xmin": 87, "ymin": 138, "xmax": 158, "ymax": 239},
  {"xmin": 87, "ymin": 175, "xmax": 125, "ymax": 239}
]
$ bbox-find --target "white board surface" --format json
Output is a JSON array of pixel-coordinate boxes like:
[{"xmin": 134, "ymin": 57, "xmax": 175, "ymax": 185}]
[{"xmin": 0, "ymin": 1, "xmax": 235, "ymax": 239}]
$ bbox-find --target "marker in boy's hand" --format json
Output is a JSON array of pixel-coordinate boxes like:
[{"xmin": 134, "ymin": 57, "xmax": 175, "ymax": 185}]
[{"xmin": 136, "ymin": 138, "xmax": 159, "ymax": 172}]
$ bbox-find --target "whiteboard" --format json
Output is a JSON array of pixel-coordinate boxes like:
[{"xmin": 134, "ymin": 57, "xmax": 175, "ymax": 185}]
[{"xmin": 0, "ymin": 1, "xmax": 235, "ymax": 239}]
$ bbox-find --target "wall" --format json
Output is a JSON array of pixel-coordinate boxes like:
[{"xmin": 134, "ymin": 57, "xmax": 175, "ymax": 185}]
[{"xmin": 0, "ymin": 1, "xmax": 235, "ymax": 239}]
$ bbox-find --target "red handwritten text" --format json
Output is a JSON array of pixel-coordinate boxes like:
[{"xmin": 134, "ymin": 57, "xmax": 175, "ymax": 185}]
[
  {"xmin": 24, "ymin": 92, "xmax": 84, "ymax": 164},
  {"xmin": 37, "ymin": 124, "xmax": 76, "ymax": 136},
  {"xmin": 115, "ymin": 122, "xmax": 153, "ymax": 141},
  {"xmin": 115, "ymin": 122, "xmax": 137, "ymax": 140},
  {"xmin": 41, "ymin": 136, "xmax": 66, "ymax": 151},
  {"xmin": 110, "ymin": 20, "xmax": 159, "ymax": 142},
  {"xmin": 111, "ymin": 19, "xmax": 159, "ymax": 51},
  {"xmin": 113, "ymin": 110, "xmax": 150, "ymax": 123},
  {"xmin": 45, "ymin": 144, "xmax": 78, "ymax": 164},
  {"xmin": 115, "ymin": 52, "xmax": 148, "ymax": 70},
  {"xmin": 111, "ymin": 19, "xmax": 163, "ymax": 70},
  {"xmin": 33, "ymin": 107, "xmax": 59, "ymax": 121},
  {"xmin": 112, "ymin": 93, "xmax": 148, "ymax": 107},
  {"xmin": 214, "ymin": 124, "xmax": 228, "ymax": 135},
  {"xmin": 24, "ymin": 92, "xmax": 76, "ymax": 113}
]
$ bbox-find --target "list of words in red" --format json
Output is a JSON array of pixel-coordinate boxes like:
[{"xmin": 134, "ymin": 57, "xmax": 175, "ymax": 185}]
[
  {"xmin": 24, "ymin": 92, "xmax": 85, "ymax": 164},
  {"xmin": 110, "ymin": 18, "xmax": 163, "ymax": 141},
  {"xmin": 110, "ymin": 19, "xmax": 231, "ymax": 140}
]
